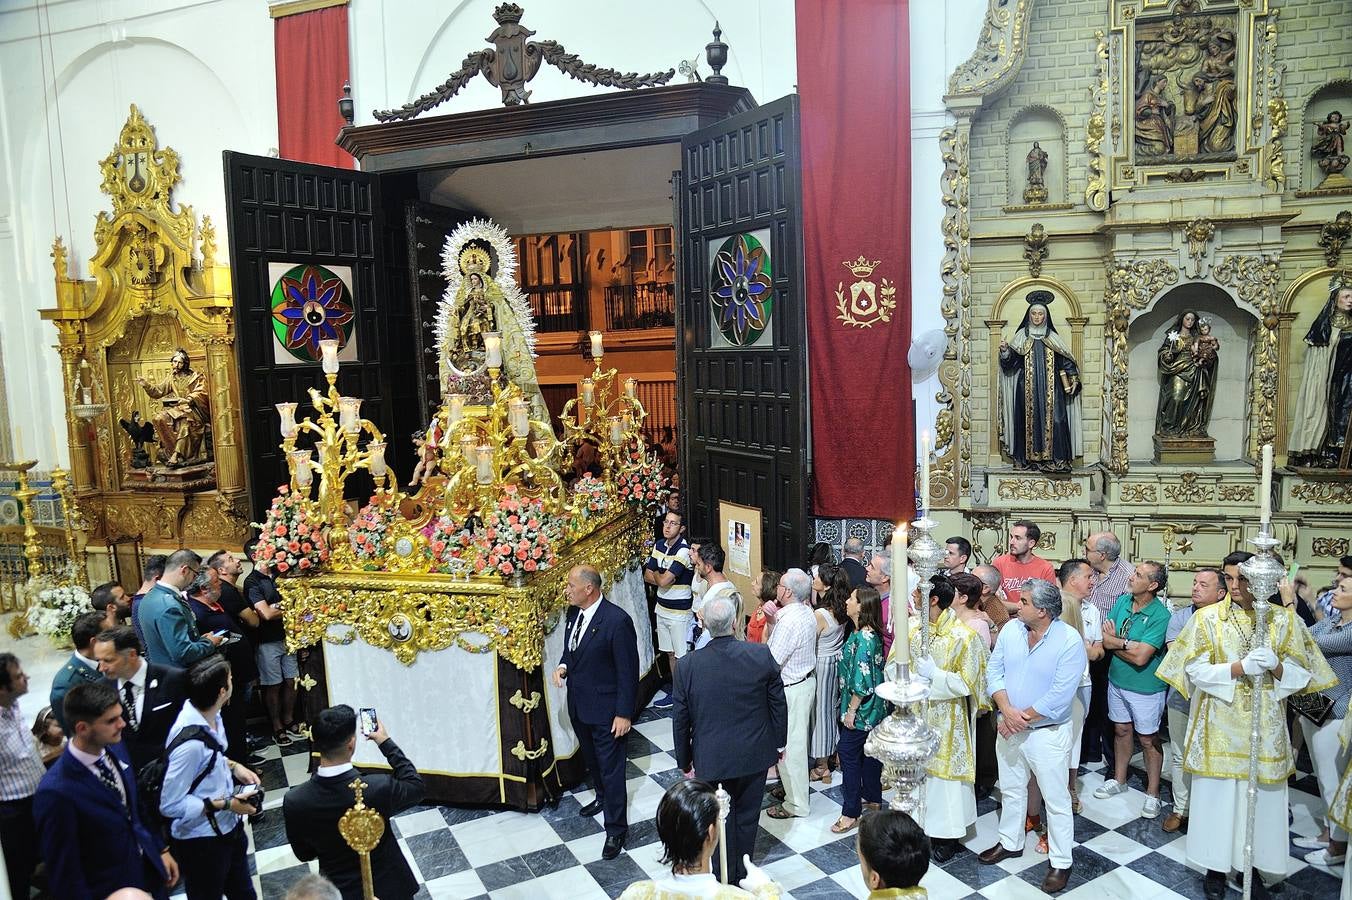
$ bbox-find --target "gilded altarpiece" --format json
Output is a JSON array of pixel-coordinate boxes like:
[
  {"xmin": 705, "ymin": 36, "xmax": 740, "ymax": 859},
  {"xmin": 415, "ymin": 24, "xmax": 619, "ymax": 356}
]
[
  {"xmin": 40, "ymin": 106, "xmax": 250, "ymax": 550},
  {"xmin": 929, "ymin": 0, "xmax": 1352, "ymax": 592}
]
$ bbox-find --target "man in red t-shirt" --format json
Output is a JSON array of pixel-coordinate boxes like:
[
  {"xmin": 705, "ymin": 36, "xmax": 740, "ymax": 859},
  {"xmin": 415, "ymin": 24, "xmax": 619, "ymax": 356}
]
[{"xmin": 991, "ymin": 519, "xmax": 1056, "ymax": 612}]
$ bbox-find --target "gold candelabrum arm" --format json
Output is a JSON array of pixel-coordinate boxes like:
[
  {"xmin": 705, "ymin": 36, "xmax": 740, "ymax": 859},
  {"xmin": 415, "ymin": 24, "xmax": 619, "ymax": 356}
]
[
  {"xmin": 2, "ymin": 460, "xmax": 44, "ymax": 583},
  {"xmin": 558, "ymin": 358, "xmax": 650, "ymax": 481}
]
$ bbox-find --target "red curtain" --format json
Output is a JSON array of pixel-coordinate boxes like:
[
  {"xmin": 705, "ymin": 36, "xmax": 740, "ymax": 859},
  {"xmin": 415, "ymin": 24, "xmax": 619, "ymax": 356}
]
[
  {"xmin": 796, "ymin": 0, "xmax": 913, "ymax": 520},
  {"xmin": 274, "ymin": 3, "xmax": 353, "ymax": 169}
]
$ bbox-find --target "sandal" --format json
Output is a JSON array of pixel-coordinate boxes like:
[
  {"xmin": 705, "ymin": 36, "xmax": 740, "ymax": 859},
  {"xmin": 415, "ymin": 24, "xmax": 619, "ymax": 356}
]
[
  {"xmin": 811, "ymin": 766, "xmax": 833, "ymax": 784},
  {"xmin": 768, "ymin": 784, "xmax": 786, "ymax": 802},
  {"xmin": 831, "ymin": 816, "xmax": 859, "ymax": 834},
  {"xmin": 1036, "ymin": 833, "xmax": 1049, "ymax": 854},
  {"xmin": 766, "ymin": 804, "xmax": 798, "ymax": 820}
]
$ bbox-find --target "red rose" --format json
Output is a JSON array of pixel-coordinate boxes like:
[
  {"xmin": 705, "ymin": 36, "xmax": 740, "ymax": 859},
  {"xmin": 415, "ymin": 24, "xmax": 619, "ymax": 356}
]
[
  {"xmin": 276, "ymin": 561, "xmax": 290, "ymax": 573},
  {"xmin": 274, "ymin": 525, "xmax": 287, "ymax": 537},
  {"xmin": 515, "ymin": 548, "xmax": 528, "ymax": 560},
  {"xmin": 299, "ymin": 558, "xmax": 311, "ymax": 569},
  {"xmin": 302, "ymin": 542, "xmax": 313, "ymax": 553}
]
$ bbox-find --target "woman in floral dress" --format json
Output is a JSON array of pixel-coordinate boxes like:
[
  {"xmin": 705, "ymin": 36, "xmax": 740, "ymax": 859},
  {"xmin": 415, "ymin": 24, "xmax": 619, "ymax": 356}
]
[{"xmin": 833, "ymin": 585, "xmax": 888, "ymax": 834}]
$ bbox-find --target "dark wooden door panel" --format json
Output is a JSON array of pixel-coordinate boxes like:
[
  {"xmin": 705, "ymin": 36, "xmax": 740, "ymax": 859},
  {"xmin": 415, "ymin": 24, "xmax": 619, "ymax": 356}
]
[{"xmin": 676, "ymin": 95, "xmax": 806, "ymax": 571}]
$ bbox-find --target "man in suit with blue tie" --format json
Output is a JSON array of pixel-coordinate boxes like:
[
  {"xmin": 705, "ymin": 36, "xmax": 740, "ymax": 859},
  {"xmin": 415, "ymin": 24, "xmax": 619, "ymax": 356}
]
[
  {"xmin": 49, "ymin": 612, "xmax": 108, "ymax": 732},
  {"xmin": 551, "ymin": 565, "xmax": 639, "ymax": 860},
  {"xmin": 34, "ymin": 681, "xmax": 179, "ymax": 899}
]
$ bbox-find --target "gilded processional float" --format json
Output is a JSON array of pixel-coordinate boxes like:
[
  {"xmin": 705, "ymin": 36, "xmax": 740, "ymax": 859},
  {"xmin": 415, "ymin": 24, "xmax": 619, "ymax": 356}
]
[{"xmin": 263, "ymin": 220, "xmax": 668, "ymax": 808}]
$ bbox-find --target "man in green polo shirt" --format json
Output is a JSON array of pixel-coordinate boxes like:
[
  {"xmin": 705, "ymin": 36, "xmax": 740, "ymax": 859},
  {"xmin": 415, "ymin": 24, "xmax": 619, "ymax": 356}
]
[{"xmin": 1093, "ymin": 560, "xmax": 1170, "ymax": 819}]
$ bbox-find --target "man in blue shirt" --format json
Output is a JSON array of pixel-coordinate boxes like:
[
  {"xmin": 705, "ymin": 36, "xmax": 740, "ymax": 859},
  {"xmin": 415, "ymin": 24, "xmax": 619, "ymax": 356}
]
[
  {"xmin": 979, "ymin": 578, "xmax": 1087, "ymax": 894},
  {"xmin": 138, "ymin": 550, "xmax": 224, "ymax": 668},
  {"xmin": 645, "ymin": 510, "xmax": 693, "ymax": 710},
  {"xmin": 159, "ymin": 656, "xmax": 260, "ymax": 899}
]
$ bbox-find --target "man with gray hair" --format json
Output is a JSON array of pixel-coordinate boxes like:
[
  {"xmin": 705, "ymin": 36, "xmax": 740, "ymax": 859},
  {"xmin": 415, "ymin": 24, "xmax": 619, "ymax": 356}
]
[
  {"xmin": 841, "ymin": 537, "xmax": 868, "ymax": 588},
  {"xmin": 979, "ymin": 578, "xmax": 1088, "ymax": 894},
  {"xmin": 285, "ymin": 873, "xmax": 342, "ymax": 900},
  {"xmin": 136, "ymin": 549, "xmax": 224, "ymax": 668},
  {"xmin": 973, "ymin": 564, "xmax": 1010, "ymax": 631},
  {"xmin": 672, "ymin": 590, "xmax": 786, "ymax": 883},
  {"xmin": 1083, "ymin": 530, "xmax": 1131, "ymax": 772},
  {"xmin": 765, "ymin": 568, "xmax": 819, "ymax": 819}
]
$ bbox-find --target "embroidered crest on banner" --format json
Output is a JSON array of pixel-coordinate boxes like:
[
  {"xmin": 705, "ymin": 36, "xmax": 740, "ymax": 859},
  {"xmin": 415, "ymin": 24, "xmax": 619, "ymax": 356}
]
[{"xmin": 834, "ymin": 255, "xmax": 896, "ymax": 328}]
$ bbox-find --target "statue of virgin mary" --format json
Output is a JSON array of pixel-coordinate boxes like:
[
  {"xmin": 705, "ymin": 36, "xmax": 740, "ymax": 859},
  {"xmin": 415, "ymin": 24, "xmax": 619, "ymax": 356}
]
[
  {"xmin": 435, "ymin": 220, "xmax": 546, "ymax": 419},
  {"xmin": 998, "ymin": 291, "xmax": 1083, "ymax": 471},
  {"xmin": 1289, "ymin": 273, "xmax": 1352, "ymax": 468}
]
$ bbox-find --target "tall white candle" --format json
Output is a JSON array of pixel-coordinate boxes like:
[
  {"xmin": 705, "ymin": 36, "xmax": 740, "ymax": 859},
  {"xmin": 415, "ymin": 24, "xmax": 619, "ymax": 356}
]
[
  {"xmin": 624, "ymin": 378, "xmax": 638, "ymax": 400},
  {"xmin": 1259, "ymin": 443, "xmax": 1273, "ymax": 527},
  {"xmin": 893, "ymin": 525, "xmax": 909, "ymax": 665},
  {"xmin": 448, "ymin": 394, "xmax": 466, "ymax": 427},
  {"xmin": 581, "ymin": 378, "xmax": 595, "ymax": 407},
  {"xmin": 920, "ymin": 429, "xmax": 931, "ymax": 514},
  {"xmin": 475, "ymin": 445, "xmax": 494, "ymax": 484},
  {"xmin": 368, "ymin": 441, "xmax": 387, "ymax": 478},
  {"xmin": 276, "ymin": 403, "xmax": 298, "ymax": 438},
  {"xmin": 338, "ymin": 397, "xmax": 362, "ymax": 435},
  {"xmin": 484, "ymin": 333, "xmax": 503, "ymax": 368},
  {"xmin": 589, "ymin": 330, "xmax": 604, "ymax": 358},
  {"xmin": 319, "ymin": 339, "xmax": 340, "ymax": 375}
]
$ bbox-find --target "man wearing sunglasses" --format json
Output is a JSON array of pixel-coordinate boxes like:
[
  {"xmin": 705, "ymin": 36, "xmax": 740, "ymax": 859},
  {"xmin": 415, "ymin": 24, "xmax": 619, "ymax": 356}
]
[{"xmin": 137, "ymin": 549, "xmax": 224, "ymax": 668}]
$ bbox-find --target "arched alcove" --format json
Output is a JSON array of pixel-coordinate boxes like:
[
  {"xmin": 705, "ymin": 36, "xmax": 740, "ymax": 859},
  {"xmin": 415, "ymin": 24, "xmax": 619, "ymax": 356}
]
[
  {"xmin": 1301, "ymin": 80, "xmax": 1352, "ymax": 191},
  {"xmin": 1127, "ymin": 283, "xmax": 1256, "ymax": 462},
  {"xmin": 1006, "ymin": 106, "xmax": 1067, "ymax": 206}
]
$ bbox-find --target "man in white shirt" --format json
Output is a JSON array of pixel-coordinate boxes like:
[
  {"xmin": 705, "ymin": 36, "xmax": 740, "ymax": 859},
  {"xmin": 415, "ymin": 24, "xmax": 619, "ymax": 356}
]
[
  {"xmin": 1058, "ymin": 558, "xmax": 1103, "ymax": 814},
  {"xmin": 765, "ymin": 568, "xmax": 819, "ymax": 820},
  {"xmin": 691, "ymin": 542, "xmax": 741, "ymax": 646},
  {"xmin": 94, "ymin": 626, "xmax": 189, "ymax": 773}
]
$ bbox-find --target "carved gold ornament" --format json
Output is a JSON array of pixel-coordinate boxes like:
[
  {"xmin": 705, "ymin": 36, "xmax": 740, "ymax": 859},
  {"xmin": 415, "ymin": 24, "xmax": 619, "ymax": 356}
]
[
  {"xmin": 1085, "ymin": 30, "xmax": 1109, "ymax": 211},
  {"xmin": 1184, "ymin": 218, "xmax": 1215, "ymax": 279},
  {"xmin": 1318, "ymin": 211, "xmax": 1352, "ymax": 268},
  {"xmin": 995, "ymin": 478, "xmax": 1082, "ymax": 502},
  {"xmin": 947, "ymin": 0, "xmax": 1034, "ymax": 96},
  {"xmin": 834, "ymin": 256, "xmax": 897, "ymax": 328},
  {"xmin": 1023, "ymin": 224, "xmax": 1049, "ymax": 278},
  {"xmin": 1105, "ymin": 258, "xmax": 1180, "ymax": 472},
  {"xmin": 1213, "ymin": 254, "xmax": 1281, "ymax": 449},
  {"xmin": 935, "ymin": 126, "xmax": 973, "ymax": 500},
  {"xmin": 1312, "ymin": 537, "xmax": 1351, "ymax": 558},
  {"xmin": 1120, "ymin": 483, "xmax": 1158, "ymax": 503},
  {"xmin": 1291, "ymin": 482, "xmax": 1352, "ymax": 505},
  {"xmin": 1164, "ymin": 472, "xmax": 1213, "ymax": 505},
  {"xmin": 1217, "ymin": 484, "xmax": 1256, "ymax": 503}
]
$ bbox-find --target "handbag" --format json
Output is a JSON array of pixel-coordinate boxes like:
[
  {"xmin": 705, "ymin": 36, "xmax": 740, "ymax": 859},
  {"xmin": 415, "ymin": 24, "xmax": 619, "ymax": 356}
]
[{"xmin": 1288, "ymin": 690, "xmax": 1335, "ymax": 727}]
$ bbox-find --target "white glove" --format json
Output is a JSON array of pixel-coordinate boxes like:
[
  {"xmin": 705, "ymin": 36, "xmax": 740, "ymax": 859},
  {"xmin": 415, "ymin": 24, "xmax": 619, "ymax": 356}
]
[
  {"xmin": 739, "ymin": 855, "xmax": 772, "ymax": 890},
  {"xmin": 914, "ymin": 656, "xmax": 937, "ymax": 680},
  {"xmin": 1241, "ymin": 647, "xmax": 1278, "ymax": 676}
]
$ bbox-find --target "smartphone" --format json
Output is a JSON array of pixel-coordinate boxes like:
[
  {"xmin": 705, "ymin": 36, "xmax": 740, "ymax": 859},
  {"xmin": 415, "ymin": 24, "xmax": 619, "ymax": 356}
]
[
  {"xmin": 235, "ymin": 784, "xmax": 259, "ymax": 798},
  {"xmin": 359, "ymin": 707, "xmax": 378, "ymax": 735},
  {"xmin": 211, "ymin": 629, "xmax": 229, "ymax": 638}
]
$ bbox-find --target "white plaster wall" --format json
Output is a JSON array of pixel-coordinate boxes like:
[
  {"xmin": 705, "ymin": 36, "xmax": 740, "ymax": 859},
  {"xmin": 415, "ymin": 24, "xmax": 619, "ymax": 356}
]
[{"xmin": 0, "ymin": 0, "xmax": 278, "ymax": 466}]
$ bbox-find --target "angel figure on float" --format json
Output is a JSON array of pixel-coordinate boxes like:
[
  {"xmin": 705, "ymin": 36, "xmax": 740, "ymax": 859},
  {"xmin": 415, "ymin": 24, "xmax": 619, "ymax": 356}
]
[{"xmin": 997, "ymin": 291, "xmax": 1083, "ymax": 472}]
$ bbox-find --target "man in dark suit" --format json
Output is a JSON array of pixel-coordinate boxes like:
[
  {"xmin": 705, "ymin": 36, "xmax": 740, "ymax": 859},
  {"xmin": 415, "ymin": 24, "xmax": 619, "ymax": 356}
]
[
  {"xmin": 840, "ymin": 537, "xmax": 869, "ymax": 588},
  {"xmin": 672, "ymin": 588, "xmax": 787, "ymax": 884},
  {"xmin": 34, "ymin": 681, "xmax": 179, "ymax": 899},
  {"xmin": 282, "ymin": 705, "xmax": 424, "ymax": 900},
  {"xmin": 551, "ymin": 564, "xmax": 639, "ymax": 860},
  {"xmin": 93, "ymin": 625, "xmax": 189, "ymax": 773},
  {"xmin": 49, "ymin": 611, "xmax": 108, "ymax": 731}
]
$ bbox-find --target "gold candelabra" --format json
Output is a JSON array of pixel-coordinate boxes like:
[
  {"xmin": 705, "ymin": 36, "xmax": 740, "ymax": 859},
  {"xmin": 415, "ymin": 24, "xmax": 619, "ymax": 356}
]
[
  {"xmin": 7, "ymin": 460, "xmax": 43, "ymax": 582},
  {"xmin": 557, "ymin": 342, "xmax": 650, "ymax": 482},
  {"xmin": 277, "ymin": 340, "xmax": 394, "ymax": 554}
]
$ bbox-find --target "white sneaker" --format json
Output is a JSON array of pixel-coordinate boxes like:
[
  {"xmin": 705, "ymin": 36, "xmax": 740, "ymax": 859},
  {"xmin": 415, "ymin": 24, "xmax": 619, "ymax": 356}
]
[
  {"xmin": 1141, "ymin": 796, "xmax": 1162, "ymax": 818},
  {"xmin": 1293, "ymin": 836, "xmax": 1330, "ymax": 850},
  {"xmin": 1093, "ymin": 779, "xmax": 1126, "ymax": 799},
  {"xmin": 1306, "ymin": 848, "xmax": 1347, "ymax": 866}
]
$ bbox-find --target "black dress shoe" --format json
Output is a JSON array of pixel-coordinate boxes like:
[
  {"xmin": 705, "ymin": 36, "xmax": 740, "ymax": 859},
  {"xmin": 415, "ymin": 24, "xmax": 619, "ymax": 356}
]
[
  {"xmin": 578, "ymin": 798, "xmax": 604, "ymax": 817},
  {"xmin": 931, "ymin": 838, "xmax": 959, "ymax": 863},
  {"xmin": 1040, "ymin": 865, "xmax": 1071, "ymax": 893},
  {"xmin": 602, "ymin": 831, "xmax": 626, "ymax": 860},
  {"xmin": 975, "ymin": 781, "xmax": 995, "ymax": 801},
  {"xmin": 1203, "ymin": 871, "xmax": 1227, "ymax": 900}
]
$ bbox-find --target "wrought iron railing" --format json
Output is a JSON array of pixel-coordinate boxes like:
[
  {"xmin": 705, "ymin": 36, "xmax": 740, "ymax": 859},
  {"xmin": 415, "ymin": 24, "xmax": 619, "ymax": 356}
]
[
  {"xmin": 603, "ymin": 282, "xmax": 675, "ymax": 331},
  {"xmin": 524, "ymin": 287, "xmax": 588, "ymax": 333}
]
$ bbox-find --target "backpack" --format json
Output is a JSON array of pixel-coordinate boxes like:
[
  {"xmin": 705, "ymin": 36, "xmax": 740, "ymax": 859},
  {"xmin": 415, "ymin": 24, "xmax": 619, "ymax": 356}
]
[{"xmin": 136, "ymin": 724, "xmax": 223, "ymax": 838}]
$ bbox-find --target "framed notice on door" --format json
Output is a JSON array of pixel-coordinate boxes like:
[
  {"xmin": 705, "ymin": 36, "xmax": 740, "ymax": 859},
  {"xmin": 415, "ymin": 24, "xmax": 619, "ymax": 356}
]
[{"xmin": 718, "ymin": 500, "xmax": 763, "ymax": 618}]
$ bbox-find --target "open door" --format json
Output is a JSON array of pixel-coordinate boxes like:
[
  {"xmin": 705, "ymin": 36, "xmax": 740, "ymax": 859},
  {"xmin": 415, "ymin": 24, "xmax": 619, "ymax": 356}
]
[
  {"xmin": 675, "ymin": 95, "xmax": 808, "ymax": 571},
  {"xmin": 223, "ymin": 153, "xmax": 421, "ymax": 521}
]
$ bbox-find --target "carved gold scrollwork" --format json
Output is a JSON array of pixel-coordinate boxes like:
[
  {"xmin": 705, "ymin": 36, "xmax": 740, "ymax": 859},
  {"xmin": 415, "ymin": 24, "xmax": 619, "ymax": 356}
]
[
  {"xmin": 510, "ymin": 739, "xmax": 550, "ymax": 761},
  {"xmin": 1213, "ymin": 254, "xmax": 1281, "ymax": 449},
  {"xmin": 947, "ymin": 0, "xmax": 1034, "ymax": 97},
  {"xmin": 1163, "ymin": 472, "xmax": 1213, "ymax": 505},
  {"xmin": 509, "ymin": 690, "xmax": 542, "ymax": 713},
  {"xmin": 996, "ymin": 478, "xmax": 1083, "ymax": 502},
  {"xmin": 935, "ymin": 126, "xmax": 972, "ymax": 500},
  {"xmin": 1120, "ymin": 483, "xmax": 1158, "ymax": 503},
  {"xmin": 1217, "ymin": 484, "xmax": 1256, "ymax": 503},
  {"xmin": 1292, "ymin": 482, "xmax": 1352, "ymax": 505},
  {"xmin": 1104, "ymin": 258, "xmax": 1180, "ymax": 472},
  {"xmin": 1312, "ymin": 537, "xmax": 1351, "ymax": 557},
  {"xmin": 1260, "ymin": 14, "xmax": 1286, "ymax": 192},
  {"xmin": 1085, "ymin": 30, "xmax": 1109, "ymax": 211}
]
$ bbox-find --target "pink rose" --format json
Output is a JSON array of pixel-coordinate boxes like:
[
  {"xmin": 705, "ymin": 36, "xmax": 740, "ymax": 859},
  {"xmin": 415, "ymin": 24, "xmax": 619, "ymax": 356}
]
[
  {"xmin": 299, "ymin": 558, "xmax": 312, "ymax": 570},
  {"xmin": 276, "ymin": 561, "xmax": 290, "ymax": 573},
  {"xmin": 499, "ymin": 561, "xmax": 513, "ymax": 575},
  {"xmin": 515, "ymin": 549, "xmax": 528, "ymax": 561},
  {"xmin": 524, "ymin": 560, "xmax": 538, "ymax": 572},
  {"xmin": 302, "ymin": 542, "xmax": 313, "ymax": 553},
  {"xmin": 432, "ymin": 540, "xmax": 446, "ymax": 555},
  {"xmin": 274, "ymin": 525, "xmax": 287, "ymax": 537}
]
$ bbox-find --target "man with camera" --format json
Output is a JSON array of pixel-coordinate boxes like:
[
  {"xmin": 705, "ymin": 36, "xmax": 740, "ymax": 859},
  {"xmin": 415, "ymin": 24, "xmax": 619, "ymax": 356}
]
[{"xmin": 158, "ymin": 656, "xmax": 260, "ymax": 899}]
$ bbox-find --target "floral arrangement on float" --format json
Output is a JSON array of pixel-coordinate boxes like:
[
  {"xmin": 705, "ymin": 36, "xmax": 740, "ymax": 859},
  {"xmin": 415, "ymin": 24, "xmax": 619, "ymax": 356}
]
[
  {"xmin": 616, "ymin": 456, "xmax": 671, "ymax": 516},
  {"xmin": 27, "ymin": 578, "xmax": 91, "ymax": 643},
  {"xmin": 426, "ymin": 514, "xmax": 475, "ymax": 570},
  {"xmin": 252, "ymin": 486, "xmax": 330, "ymax": 575},
  {"xmin": 349, "ymin": 501, "xmax": 400, "ymax": 562},
  {"xmin": 471, "ymin": 487, "xmax": 563, "ymax": 582},
  {"xmin": 571, "ymin": 473, "xmax": 610, "ymax": 522}
]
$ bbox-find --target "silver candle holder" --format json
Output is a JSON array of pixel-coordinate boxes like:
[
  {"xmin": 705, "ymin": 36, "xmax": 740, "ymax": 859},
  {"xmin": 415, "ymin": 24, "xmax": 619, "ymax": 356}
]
[
  {"xmin": 1237, "ymin": 529, "xmax": 1281, "ymax": 900},
  {"xmin": 908, "ymin": 514, "xmax": 944, "ymax": 657}
]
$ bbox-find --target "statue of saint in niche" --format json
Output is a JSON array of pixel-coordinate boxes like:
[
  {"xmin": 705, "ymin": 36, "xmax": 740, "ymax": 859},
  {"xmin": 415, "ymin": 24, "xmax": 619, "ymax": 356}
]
[
  {"xmin": 1155, "ymin": 310, "xmax": 1219, "ymax": 437},
  {"xmin": 1313, "ymin": 110, "xmax": 1350, "ymax": 183},
  {"xmin": 1289, "ymin": 275, "xmax": 1352, "ymax": 469},
  {"xmin": 1024, "ymin": 142, "xmax": 1049, "ymax": 204},
  {"xmin": 134, "ymin": 347, "xmax": 210, "ymax": 467},
  {"xmin": 998, "ymin": 291, "xmax": 1083, "ymax": 472}
]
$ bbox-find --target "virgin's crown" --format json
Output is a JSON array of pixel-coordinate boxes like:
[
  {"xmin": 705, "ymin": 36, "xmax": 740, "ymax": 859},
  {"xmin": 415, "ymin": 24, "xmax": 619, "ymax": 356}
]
[{"xmin": 843, "ymin": 255, "xmax": 880, "ymax": 278}]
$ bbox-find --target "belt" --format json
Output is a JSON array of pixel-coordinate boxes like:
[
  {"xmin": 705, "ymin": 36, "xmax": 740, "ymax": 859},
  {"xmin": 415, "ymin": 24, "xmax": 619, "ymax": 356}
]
[
  {"xmin": 785, "ymin": 672, "xmax": 816, "ymax": 688},
  {"xmin": 0, "ymin": 795, "xmax": 34, "ymax": 808}
]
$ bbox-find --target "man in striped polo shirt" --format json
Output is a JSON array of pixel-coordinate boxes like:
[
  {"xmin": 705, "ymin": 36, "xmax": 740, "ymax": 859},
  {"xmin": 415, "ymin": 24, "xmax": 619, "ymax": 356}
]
[{"xmin": 645, "ymin": 509, "xmax": 693, "ymax": 710}]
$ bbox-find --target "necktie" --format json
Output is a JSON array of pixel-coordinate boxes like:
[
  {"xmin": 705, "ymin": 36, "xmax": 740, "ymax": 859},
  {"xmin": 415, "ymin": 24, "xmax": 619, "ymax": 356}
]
[
  {"xmin": 122, "ymin": 682, "xmax": 139, "ymax": 731},
  {"xmin": 569, "ymin": 614, "xmax": 584, "ymax": 651},
  {"xmin": 93, "ymin": 755, "xmax": 126, "ymax": 807}
]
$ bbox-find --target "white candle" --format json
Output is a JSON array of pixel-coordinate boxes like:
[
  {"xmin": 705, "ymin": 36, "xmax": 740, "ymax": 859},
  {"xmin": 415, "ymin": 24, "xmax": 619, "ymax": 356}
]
[
  {"xmin": 460, "ymin": 435, "xmax": 477, "ymax": 467},
  {"xmin": 589, "ymin": 330, "xmax": 604, "ymax": 358},
  {"xmin": 893, "ymin": 525, "xmax": 909, "ymax": 665},
  {"xmin": 367, "ymin": 441, "xmax": 387, "ymax": 478},
  {"xmin": 609, "ymin": 417, "xmax": 624, "ymax": 445},
  {"xmin": 338, "ymin": 397, "xmax": 362, "ymax": 435},
  {"xmin": 1259, "ymin": 443, "xmax": 1273, "ymax": 527},
  {"xmin": 290, "ymin": 449, "xmax": 313, "ymax": 487},
  {"xmin": 509, "ymin": 399, "xmax": 530, "ymax": 438},
  {"xmin": 624, "ymin": 377, "xmax": 638, "ymax": 400},
  {"xmin": 920, "ymin": 429, "xmax": 931, "ymax": 514},
  {"xmin": 275, "ymin": 403, "xmax": 298, "ymax": 438},
  {"xmin": 581, "ymin": 378, "xmax": 595, "ymax": 407},
  {"xmin": 14, "ymin": 426, "xmax": 23, "ymax": 459},
  {"xmin": 483, "ymin": 332, "xmax": 503, "ymax": 368},
  {"xmin": 319, "ymin": 339, "xmax": 340, "ymax": 375},
  {"xmin": 448, "ymin": 394, "xmax": 466, "ymax": 427},
  {"xmin": 475, "ymin": 445, "xmax": 494, "ymax": 484}
]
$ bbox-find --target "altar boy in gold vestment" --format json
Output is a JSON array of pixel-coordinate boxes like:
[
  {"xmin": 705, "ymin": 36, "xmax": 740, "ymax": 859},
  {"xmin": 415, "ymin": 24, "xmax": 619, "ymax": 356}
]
[
  {"xmin": 892, "ymin": 575, "xmax": 989, "ymax": 862},
  {"xmin": 1325, "ymin": 715, "xmax": 1352, "ymax": 900},
  {"xmin": 1157, "ymin": 552, "xmax": 1334, "ymax": 898}
]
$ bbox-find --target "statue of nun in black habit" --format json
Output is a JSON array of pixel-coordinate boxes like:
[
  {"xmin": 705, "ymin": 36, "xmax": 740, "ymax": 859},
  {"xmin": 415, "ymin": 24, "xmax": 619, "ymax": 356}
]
[{"xmin": 998, "ymin": 290, "xmax": 1084, "ymax": 472}]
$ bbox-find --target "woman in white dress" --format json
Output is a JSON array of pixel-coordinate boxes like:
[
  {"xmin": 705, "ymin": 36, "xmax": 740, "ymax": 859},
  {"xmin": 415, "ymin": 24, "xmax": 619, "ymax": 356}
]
[{"xmin": 810, "ymin": 563, "xmax": 852, "ymax": 783}]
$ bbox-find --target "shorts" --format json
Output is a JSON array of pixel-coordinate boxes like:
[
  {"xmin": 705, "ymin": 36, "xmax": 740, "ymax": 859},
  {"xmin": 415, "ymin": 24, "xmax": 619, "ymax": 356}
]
[
  {"xmin": 1107, "ymin": 681, "xmax": 1166, "ymax": 734},
  {"xmin": 256, "ymin": 641, "xmax": 299, "ymax": 686},
  {"xmin": 655, "ymin": 606, "xmax": 692, "ymax": 656}
]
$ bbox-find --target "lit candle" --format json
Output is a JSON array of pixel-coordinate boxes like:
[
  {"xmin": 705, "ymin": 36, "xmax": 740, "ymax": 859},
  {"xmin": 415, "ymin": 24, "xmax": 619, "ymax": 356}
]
[
  {"xmin": 448, "ymin": 394, "xmax": 466, "ymax": 427},
  {"xmin": 509, "ymin": 399, "xmax": 530, "ymax": 438},
  {"xmin": 1259, "ymin": 443, "xmax": 1273, "ymax": 528},
  {"xmin": 893, "ymin": 525, "xmax": 909, "ymax": 665},
  {"xmin": 589, "ymin": 330, "xmax": 604, "ymax": 358},
  {"xmin": 319, "ymin": 339, "xmax": 340, "ymax": 375},
  {"xmin": 483, "ymin": 332, "xmax": 502, "ymax": 368},
  {"xmin": 475, "ymin": 445, "xmax": 494, "ymax": 484},
  {"xmin": 920, "ymin": 429, "xmax": 931, "ymax": 514},
  {"xmin": 460, "ymin": 435, "xmax": 477, "ymax": 467},
  {"xmin": 276, "ymin": 402, "xmax": 298, "ymax": 438},
  {"xmin": 50, "ymin": 424, "xmax": 60, "ymax": 454},
  {"xmin": 624, "ymin": 377, "xmax": 638, "ymax": 400},
  {"xmin": 338, "ymin": 397, "xmax": 362, "ymax": 435},
  {"xmin": 609, "ymin": 417, "xmax": 624, "ymax": 445},
  {"xmin": 14, "ymin": 426, "xmax": 23, "ymax": 460},
  {"xmin": 290, "ymin": 449, "xmax": 313, "ymax": 487},
  {"xmin": 581, "ymin": 378, "xmax": 595, "ymax": 407},
  {"xmin": 367, "ymin": 441, "xmax": 387, "ymax": 478}
]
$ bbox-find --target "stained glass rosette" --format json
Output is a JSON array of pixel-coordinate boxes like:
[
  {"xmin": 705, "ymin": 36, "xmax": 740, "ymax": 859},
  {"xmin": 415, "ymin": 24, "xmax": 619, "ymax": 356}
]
[
  {"xmin": 709, "ymin": 233, "xmax": 773, "ymax": 346},
  {"xmin": 270, "ymin": 264, "xmax": 355, "ymax": 362}
]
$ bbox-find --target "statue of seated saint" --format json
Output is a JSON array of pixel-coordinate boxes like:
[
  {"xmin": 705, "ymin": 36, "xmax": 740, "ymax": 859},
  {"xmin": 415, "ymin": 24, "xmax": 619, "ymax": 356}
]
[{"xmin": 134, "ymin": 347, "xmax": 210, "ymax": 467}]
